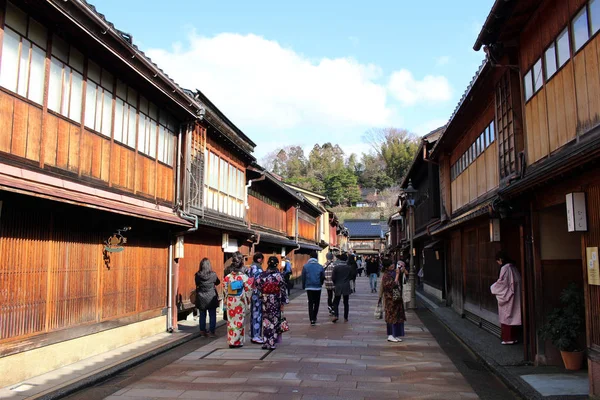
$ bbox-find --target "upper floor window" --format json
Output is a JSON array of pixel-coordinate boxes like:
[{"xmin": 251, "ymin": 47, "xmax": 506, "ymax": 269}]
[
  {"xmin": 556, "ymin": 28, "xmax": 571, "ymax": 67},
  {"xmin": 591, "ymin": 0, "xmax": 600, "ymax": 34},
  {"xmin": 48, "ymin": 35, "xmax": 84, "ymax": 123},
  {"xmin": 450, "ymin": 120, "xmax": 495, "ymax": 181},
  {"xmin": 203, "ymin": 150, "xmax": 245, "ymax": 218},
  {"xmin": 0, "ymin": 2, "xmax": 46, "ymax": 105},
  {"xmin": 84, "ymin": 61, "xmax": 114, "ymax": 137},
  {"xmin": 544, "ymin": 43, "xmax": 557, "ymax": 80},
  {"xmin": 114, "ymin": 81, "xmax": 138, "ymax": 149},
  {"xmin": 572, "ymin": 7, "xmax": 589, "ymax": 52}
]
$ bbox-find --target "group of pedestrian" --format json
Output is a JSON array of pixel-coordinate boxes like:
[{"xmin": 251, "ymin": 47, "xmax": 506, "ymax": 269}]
[
  {"xmin": 193, "ymin": 249, "xmax": 418, "ymax": 350},
  {"xmin": 193, "ymin": 251, "xmax": 289, "ymax": 350}
]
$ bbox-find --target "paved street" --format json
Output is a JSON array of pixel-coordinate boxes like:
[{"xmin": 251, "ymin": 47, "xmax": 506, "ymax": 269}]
[{"xmin": 71, "ymin": 277, "xmax": 516, "ymax": 400}]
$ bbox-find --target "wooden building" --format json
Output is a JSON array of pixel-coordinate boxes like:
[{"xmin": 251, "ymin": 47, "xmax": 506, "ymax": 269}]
[
  {"xmin": 471, "ymin": 0, "xmax": 600, "ymax": 393},
  {"xmin": 284, "ymin": 183, "xmax": 330, "ymax": 268},
  {"xmin": 175, "ymin": 89, "xmax": 256, "ymax": 313},
  {"xmin": 345, "ymin": 219, "xmax": 388, "ymax": 255},
  {"xmin": 245, "ymin": 164, "xmax": 303, "ymax": 267},
  {"xmin": 0, "ymin": 0, "xmax": 205, "ymax": 386},
  {"xmin": 398, "ymin": 127, "xmax": 445, "ymax": 300}
]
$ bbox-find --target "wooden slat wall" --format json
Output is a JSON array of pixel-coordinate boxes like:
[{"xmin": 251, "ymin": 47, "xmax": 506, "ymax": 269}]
[
  {"xmin": 0, "ymin": 90, "xmax": 176, "ymax": 203},
  {"xmin": 0, "ymin": 196, "xmax": 168, "ymax": 344},
  {"xmin": 286, "ymin": 208, "xmax": 296, "ymax": 237},
  {"xmin": 298, "ymin": 218, "xmax": 316, "ymax": 242},
  {"xmin": 439, "ymin": 155, "xmax": 451, "ymax": 215},
  {"xmin": 584, "ymin": 184, "xmax": 600, "ymax": 348},
  {"xmin": 449, "ymin": 230, "xmax": 463, "ymax": 313},
  {"xmin": 247, "ymin": 195, "xmax": 286, "ymax": 233},
  {"xmin": 451, "ymin": 143, "xmax": 497, "ymax": 212},
  {"xmin": 520, "ymin": 0, "xmax": 596, "ymax": 165},
  {"xmin": 177, "ymin": 233, "xmax": 224, "ymax": 307}
]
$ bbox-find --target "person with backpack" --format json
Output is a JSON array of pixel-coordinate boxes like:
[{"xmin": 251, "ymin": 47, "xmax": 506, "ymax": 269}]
[
  {"xmin": 249, "ymin": 253, "xmax": 265, "ymax": 344},
  {"xmin": 302, "ymin": 250, "xmax": 325, "ymax": 326},
  {"xmin": 223, "ymin": 253, "xmax": 252, "ymax": 348},
  {"xmin": 323, "ymin": 252, "xmax": 336, "ymax": 316},
  {"xmin": 255, "ymin": 256, "xmax": 289, "ymax": 349},
  {"xmin": 194, "ymin": 258, "xmax": 220, "ymax": 338}
]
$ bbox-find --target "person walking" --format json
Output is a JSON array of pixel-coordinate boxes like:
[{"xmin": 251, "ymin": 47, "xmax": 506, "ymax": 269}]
[
  {"xmin": 331, "ymin": 253, "xmax": 354, "ymax": 323},
  {"xmin": 367, "ymin": 256, "xmax": 380, "ymax": 293},
  {"xmin": 223, "ymin": 253, "xmax": 252, "ymax": 348},
  {"xmin": 324, "ymin": 252, "xmax": 336, "ymax": 316},
  {"xmin": 255, "ymin": 256, "xmax": 289, "ymax": 350},
  {"xmin": 348, "ymin": 254, "xmax": 358, "ymax": 293},
  {"xmin": 491, "ymin": 250, "xmax": 522, "ymax": 345},
  {"xmin": 302, "ymin": 250, "xmax": 325, "ymax": 326},
  {"xmin": 194, "ymin": 258, "xmax": 220, "ymax": 338},
  {"xmin": 381, "ymin": 258, "xmax": 407, "ymax": 342},
  {"xmin": 249, "ymin": 253, "xmax": 265, "ymax": 344},
  {"xmin": 282, "ymin": 257, "xmax": 293, "ymax": 296}
]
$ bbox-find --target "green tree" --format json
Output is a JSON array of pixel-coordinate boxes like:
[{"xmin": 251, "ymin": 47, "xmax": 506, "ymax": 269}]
[
  {"xmin": 324, "ymin": 168, "xmax": 361, "ymax": 206},
  {"xmin": 363, "ymin": 127, "xmax": 419, "ymax": 182}
]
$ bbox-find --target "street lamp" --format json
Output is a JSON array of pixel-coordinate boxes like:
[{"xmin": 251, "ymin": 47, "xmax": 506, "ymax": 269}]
[{"xmin": 402, "ymin": 179, "xmax": 418, "ymax": 309}]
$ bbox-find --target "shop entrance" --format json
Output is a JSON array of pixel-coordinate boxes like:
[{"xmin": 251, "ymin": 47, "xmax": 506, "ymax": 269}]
[{"xmin": 537, "ymin": 204, "xmax": 585, "ymax": 366}]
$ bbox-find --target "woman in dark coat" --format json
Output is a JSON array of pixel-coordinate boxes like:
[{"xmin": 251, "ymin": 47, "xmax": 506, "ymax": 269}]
[
  {"xmin": 381, "ymin": 258, "xmax": 406, "ymax": 342},
  {"xmin": 195, "ymin": 258, "xmax": 221, "ymax": 337}
]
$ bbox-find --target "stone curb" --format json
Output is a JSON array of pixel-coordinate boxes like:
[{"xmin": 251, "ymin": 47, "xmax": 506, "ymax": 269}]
[
  {"xmin": 28, "ymin": 320, "xmax": 227, "ymax": 400},
  {"xmin": 416, "ymin": 292, "xmax": 540, "ymax": 400}
]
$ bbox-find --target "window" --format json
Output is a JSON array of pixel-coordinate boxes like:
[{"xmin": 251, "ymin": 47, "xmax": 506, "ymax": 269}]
[
  {"xmin": 489, "ymin": 120, "xmax": 495, "ymax": 143},
  {"xmin": 557, "ymin": 28, "xmax": 571, "ymax": 67},
  {"xmin": 544, "ymin": 43, "xmax": 558, "ymax": 80},
  {"xmin": 84, "ymin": 61, "xmax": 114, "ymax": 137},
  {"xmin": 533, "ymin": 58, "xmax": 543, "ymax": 92},
  {"xmin": 157, "ymin": 111, "xmax": 176, "ymax": 165},
  {"xmin": 48, "ymin": 36, "xmax": 84, "ymax": 122},
  {"xmin": 204, "ymin": 151, "xmax": 245, "ymax": 217},
  {"xmin": 0, "ymin": 3, "xmax": 47, "ymax": 105},
  {"xmin": 572, "ymin": 7, "xmax": 590, "ymax": 52},
  {"xmin": 524, "ymin": 70, "xmax": 533, "ymax": 101},
  {"xmin": 591, "ymin": 0, "xmax": 600, "ymax": 34}
]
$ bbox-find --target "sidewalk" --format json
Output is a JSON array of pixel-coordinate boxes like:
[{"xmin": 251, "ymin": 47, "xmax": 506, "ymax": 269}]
[
  {"xmin": 87, "ymin": 277, "xmax": 481, "ymax": 400},
  {"xmin": 416, "ymin": 289, "xmax": 589, "ymax": 399}
]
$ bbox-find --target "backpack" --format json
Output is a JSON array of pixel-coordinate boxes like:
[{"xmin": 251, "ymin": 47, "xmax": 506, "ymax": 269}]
[{"xmin": 227, "ymin": 279, "xmax": 244, "ymax": 296}]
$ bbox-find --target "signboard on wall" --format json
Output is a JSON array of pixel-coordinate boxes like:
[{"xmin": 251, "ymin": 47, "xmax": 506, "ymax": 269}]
[
  {"xmin": 587, "ymin": 247, "xmax": 600, "ymax": 286},
  {"xmin": 489, "ymin": 219, "xmax": 501, "ymax": 242},
  {"xmin": 566, "ymin": 192, "xmax": 588, "ymax": 232}
]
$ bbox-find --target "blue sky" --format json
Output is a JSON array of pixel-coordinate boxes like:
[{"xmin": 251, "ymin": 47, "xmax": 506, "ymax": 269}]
[{"xmin": 95, "ymin": 0, "xmax": 492, "ymax": 160}]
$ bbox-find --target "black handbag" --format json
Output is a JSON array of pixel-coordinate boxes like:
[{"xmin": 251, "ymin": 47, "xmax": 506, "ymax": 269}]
[{"xmin": 392, "ymin": 284, "xmax": 402, "ymax": 302}]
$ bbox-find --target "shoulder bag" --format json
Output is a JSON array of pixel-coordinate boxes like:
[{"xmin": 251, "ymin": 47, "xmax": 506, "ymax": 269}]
[{"xmin": 374, "ymin": 297, "xmax": 383, "ymax": 319}]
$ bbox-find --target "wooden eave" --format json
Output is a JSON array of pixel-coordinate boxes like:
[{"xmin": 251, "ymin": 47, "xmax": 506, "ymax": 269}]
[
  {"xmin": 473, "ymin": 0, "xmax": 544, "ymax": 50},
  {"xmin": 44, "ymin": 0, "xmax": 202, "ymax": 120}
]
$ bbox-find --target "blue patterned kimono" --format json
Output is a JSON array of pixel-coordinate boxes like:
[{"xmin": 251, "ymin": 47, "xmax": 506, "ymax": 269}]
[
  {"xmin": 249, "ymin": 262, "xmax": 264, "ymax": 341},
  {"xmin": 255, "ymin": 269, "xmax": 289, "ymax": 349}
]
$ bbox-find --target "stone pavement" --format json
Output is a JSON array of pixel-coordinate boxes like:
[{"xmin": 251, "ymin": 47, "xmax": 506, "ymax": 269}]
[{"xmin": 102, "ymin": 277, "xmax": 480, "ymax": 400}]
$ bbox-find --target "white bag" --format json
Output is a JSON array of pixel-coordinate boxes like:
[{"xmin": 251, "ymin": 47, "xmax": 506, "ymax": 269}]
[{"xmin": 402, "ymin": 275, "xmax": 411, "ymax": 303}]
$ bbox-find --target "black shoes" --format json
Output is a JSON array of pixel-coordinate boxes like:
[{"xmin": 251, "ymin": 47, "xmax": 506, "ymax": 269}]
[{"xmin": 310, "ymin": 320, "xmax": 316, "ymax": 326}]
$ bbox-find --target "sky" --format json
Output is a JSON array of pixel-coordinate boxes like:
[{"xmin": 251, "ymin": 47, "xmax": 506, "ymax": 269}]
[{"xmin": 94, "ymin": 0, "xmax": 493, "ymax": 161}]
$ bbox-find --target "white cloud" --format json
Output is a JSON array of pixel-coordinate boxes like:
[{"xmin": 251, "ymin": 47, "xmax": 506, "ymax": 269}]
[
  {"xmin": 436, "ymin": 55, "xmax": 451, "ymax": 66},
  {"xmin": 387, "ymin": 70, "xmax": 452, "ymax": 106},
  {"xmin": 146, "ymin": 32, "xmax": 392, "ymax": 131}
]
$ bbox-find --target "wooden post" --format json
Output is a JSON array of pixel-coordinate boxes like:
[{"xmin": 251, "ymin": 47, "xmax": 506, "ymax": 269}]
[{"xmin": 172, "ymin": 257, "xmax": 179, "ymax": 331}]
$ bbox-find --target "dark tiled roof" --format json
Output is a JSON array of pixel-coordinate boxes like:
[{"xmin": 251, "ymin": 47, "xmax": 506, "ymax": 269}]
[{"xmin": 345, "ymin": 220, "xmax": 389, "ymax": 238}]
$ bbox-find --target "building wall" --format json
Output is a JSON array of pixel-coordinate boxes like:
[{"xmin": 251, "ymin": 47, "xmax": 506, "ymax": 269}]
[
  {"xmin": 0, "ymin": 192, "xmax": 168, "ymax": 352},
  {"xmin": 0, "ymin": 1, "xmax": 179, "ymax": 205},
  {"xmin": 520, "ymin": 0, "xmax": 599, "ymax": 165}
]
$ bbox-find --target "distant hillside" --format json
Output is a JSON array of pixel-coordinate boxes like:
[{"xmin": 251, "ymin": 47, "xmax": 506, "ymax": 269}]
[{"xmin": 331, "ymin": 206, "xmax": 385, "ymax": 223}]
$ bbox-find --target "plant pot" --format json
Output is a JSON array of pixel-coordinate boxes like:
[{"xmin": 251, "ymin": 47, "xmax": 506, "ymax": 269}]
[{"xmin": 560, "ymin": 350, "xmax": 584, "ymax": 371}]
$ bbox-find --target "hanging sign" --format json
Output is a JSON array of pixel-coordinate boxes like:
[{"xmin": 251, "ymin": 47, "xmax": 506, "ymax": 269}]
[
  {"xmin": 587, "ymin": 247, "xmax": 600, "ymax": 286},
  {"xmin": 489, "ymin": 218, "xmax": 501, "ymax": 242},
  {"xmin": 566, "ymin": 192, "xmax": 587, "ymax": 232}
]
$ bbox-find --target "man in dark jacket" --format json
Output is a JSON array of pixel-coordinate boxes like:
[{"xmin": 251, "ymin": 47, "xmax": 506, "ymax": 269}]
[
  {"xmin": 366, "ymin": 256, "xmax": 380, "ymax": 293},
  {"xmin": 331, "ymin": 252, "xmax": 355, "ymax": 323},
  {"xmin": 302, "ymin": 251, "xmax": 325, "ymax": 326}
]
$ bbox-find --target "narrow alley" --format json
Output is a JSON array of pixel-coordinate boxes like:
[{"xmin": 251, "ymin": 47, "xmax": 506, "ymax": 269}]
[{"xmin": 66, "ymin": 278, "xmax": 517, "ymax": 400}]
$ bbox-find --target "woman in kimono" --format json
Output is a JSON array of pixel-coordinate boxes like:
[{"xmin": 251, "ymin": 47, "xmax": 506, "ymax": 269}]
[
  {"xmin": 491, "ymin": 250, "xmax": 522, "ymax": 345},
  {"xmin": 223, "ymin": 253, "xmax": 252, "ymax": 348},
  {"xmin": 255, "ymin": 256, "xmax": 289, "ymax": 350},
  {"xmin": 381, "ymin": 258, "xmax": 406, "ymax": 342},
  {"xmin": 249, "ymin": 253, "xmax": 265, "ymax": 344}
]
